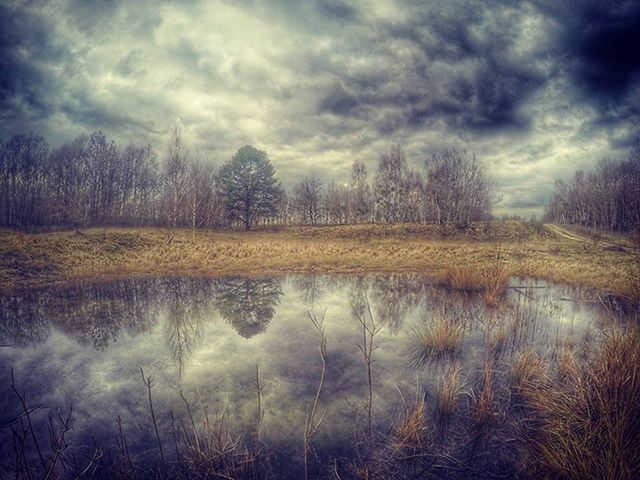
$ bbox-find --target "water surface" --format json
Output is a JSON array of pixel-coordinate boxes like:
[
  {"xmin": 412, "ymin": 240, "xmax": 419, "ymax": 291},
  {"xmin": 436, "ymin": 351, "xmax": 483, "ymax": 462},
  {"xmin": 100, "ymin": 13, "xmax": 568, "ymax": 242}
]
[{"xmin": 0, "ymin": 274, "xmax": 609, "ymax": 478}]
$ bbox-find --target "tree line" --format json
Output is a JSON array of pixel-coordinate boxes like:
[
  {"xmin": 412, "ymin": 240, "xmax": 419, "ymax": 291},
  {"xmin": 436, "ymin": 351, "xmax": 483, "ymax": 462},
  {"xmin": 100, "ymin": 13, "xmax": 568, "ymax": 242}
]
[
  {"xmin": 544, "ymin": 143, "xmax": 640, "ymax": 233},
  {"xmin": 0, "ymin": 127, "xmax": 494, "ymax": 231}
]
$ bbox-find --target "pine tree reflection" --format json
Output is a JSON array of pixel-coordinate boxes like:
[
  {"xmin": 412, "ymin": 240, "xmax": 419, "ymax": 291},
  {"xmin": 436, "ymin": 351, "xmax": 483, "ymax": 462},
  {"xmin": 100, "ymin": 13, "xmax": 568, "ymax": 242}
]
[{"xmin": 215, "ymin": 277, "xmax": 282, "ymax": 338}]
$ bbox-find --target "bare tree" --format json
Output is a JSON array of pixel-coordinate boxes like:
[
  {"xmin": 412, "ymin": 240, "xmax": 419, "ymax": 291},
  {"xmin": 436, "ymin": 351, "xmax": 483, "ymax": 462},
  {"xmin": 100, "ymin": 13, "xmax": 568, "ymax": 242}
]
[
  {"xmin": 294, "ymin": 173, "xmax": 324, "ymax": 225},
  {"xmin": 186, "ymin": 153, "xmax": 215, "ymax": 235},
  {"xmin": 374, "ymin": 145, "xmax": 407, "ymax": 223},
  {"xmin": 324, "ymin": 182, "xmax": 350, "ymax": 224},
  {"xmin": 545, "ymin": 143, "xmax": 640, "ymax": 233},
  {"xmin": 349, "ymin": 158, "xmax": 372, "ymax": 223},
  {"xmin": 425, "ymin": 148, "xmax": 492, "ymax": 226},
  {"xmin": 164, "ymin": 125, "xmax": 189, "ymax": 228},
  {"xmin": 400, "ymin": 169, "xmax": 425, "ymax": 222},
  {"xmin": 0, "ymin": 133, "xmax": 49, "ymax": 228},
  {"xmin": 119, "ymin": 144, "xmax": 159, "ymax": 226}
]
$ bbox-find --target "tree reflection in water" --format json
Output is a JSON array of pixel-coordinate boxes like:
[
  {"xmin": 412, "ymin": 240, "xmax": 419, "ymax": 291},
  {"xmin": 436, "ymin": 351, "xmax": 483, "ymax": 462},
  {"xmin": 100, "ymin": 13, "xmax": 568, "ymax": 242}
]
[
  {"xmin": 294, "ymin": 274, "xmax": 327, "ymax": 307},
  {"xmin": 0, "ymin": 294, "xmax": 51, "ymax": 346},
  {"xmin": 162, "ymin": 278, "xmax": 216, "ymax": 378},
  {"xmin": 0, "ymin": 281, "xmax": 162, "ymax": 349},
  {"xmin": 215, "ymin": 277, "xmax": 283, "ymax": 338},
  {"xmin": 344, "ymin": 274, "xmax": 427, "ymax": 335}
]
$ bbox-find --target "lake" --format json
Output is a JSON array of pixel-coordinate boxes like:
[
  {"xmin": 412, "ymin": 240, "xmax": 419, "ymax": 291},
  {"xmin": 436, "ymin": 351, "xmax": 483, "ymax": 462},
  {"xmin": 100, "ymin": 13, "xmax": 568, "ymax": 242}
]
[{"xmin": 0, "ymin": 274, "xmax": 615, "ymax": 479}]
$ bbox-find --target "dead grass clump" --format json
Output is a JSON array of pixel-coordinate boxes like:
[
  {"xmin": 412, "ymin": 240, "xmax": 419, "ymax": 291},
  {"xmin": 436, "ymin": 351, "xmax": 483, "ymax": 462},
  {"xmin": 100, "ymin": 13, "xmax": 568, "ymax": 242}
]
[
  {"xmin": 471, "ymin": 360, "xmax": 498, "ymax": 428},
  {"xmin": 523, "ymin": 325, "xmax": 640, "ymax": 480},
  {"xmin": 480, "ymin": 262, "xmax": 509, "ymax": 308},
  {"xmin": 557, "ymin": 348, "xmax": 579, "ymax": 381},
  {"xmin": 485, "ymin": 322, "xmax": 508, "ymax": 356},
  {"xmin": 411, "ymin": 310, "xmax": 465, "ymax": 365},
  {"xmin": 436, "ymin": 258, "xmax": 509, "ymax": 308},
  {"xmin": 436, "ymin": 265, "xmax": 484, "ymax": 292},
  {"xmin": 511, "ymin": 348, "xmax": 548, "ymax": 403},
  {"xmin": 435, "ymin": 363, "xmax": 465, "ymax": 420},
  {"xmin": 392, "ymin": 399, "xmax": 428, "ymax": 452}
]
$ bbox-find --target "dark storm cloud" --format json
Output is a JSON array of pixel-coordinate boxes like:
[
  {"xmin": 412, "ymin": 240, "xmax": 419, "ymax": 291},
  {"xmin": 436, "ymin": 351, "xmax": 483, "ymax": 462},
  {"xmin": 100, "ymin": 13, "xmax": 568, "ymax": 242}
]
[
  {"xmin": 317, "ymin": 82, "xmax": 359, "ymax": 115},
  {"xmin": 537, "ymin": 0, "xmax": 640, "ymax": 98},
  {"xmin": 532, "ymin": 0, "xmax": 640, "ymax": 126},
  {"xmin": 0, "ymin": 4, "xmax": 67, "ymax": 121},
  {"xmin": 311, "ymin": 1, "xmax": 547, "ymax": 134}
]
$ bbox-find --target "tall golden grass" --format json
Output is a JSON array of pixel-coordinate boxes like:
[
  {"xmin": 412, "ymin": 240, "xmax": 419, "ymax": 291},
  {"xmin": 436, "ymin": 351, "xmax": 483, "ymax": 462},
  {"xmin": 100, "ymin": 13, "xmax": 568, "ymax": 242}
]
[
  {"xmin": 0, "ymin": 222, "xmax": 637, "ymax": 300},
  {"xmin": 435, "ymin": 363, "xmax": 464, "ymax": 419},
  {"xmin": 521, "ymin": 325, "xmax": 640, "ymax": 480},
  {"xmin": 435, "ymin": 248, "xmax": 510, "ymax": 307},
  {"xmin": 411, "ymin": 309, "xmax": 466, "ymax": 365}
]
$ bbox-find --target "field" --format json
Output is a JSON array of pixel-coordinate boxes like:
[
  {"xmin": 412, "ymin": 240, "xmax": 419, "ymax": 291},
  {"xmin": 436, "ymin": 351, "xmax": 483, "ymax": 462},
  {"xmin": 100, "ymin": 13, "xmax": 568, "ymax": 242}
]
[{"xmin": 0, "ymin": 221, "xmax": 637, "ymax": 301}]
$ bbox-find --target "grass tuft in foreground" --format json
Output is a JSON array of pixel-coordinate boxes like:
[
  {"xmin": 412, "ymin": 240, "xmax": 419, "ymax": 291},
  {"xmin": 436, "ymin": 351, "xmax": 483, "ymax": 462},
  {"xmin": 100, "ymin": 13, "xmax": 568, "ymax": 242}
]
[
  {"xmin": 521, "ymin": 325, "xmax": 640, "ymax": 480},
  {"xmin": 410, "ymin": 308, "xmax": 466, "ymax": 365}
]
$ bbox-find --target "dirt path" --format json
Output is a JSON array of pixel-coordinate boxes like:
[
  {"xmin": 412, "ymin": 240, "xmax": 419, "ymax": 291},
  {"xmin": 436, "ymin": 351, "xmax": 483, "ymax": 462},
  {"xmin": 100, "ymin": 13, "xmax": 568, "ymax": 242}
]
[{"xmin": 545, "ymin": 224, "xmax": 638, "ymax": 252}]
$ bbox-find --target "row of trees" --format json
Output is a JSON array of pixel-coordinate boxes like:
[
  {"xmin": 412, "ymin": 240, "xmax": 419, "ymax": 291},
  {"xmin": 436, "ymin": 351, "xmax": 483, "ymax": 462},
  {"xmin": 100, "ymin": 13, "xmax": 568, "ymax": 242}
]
[
  {"xmin": 0, "ymin": 128, "xmax": 494, "ymax": 230},
  {"xmin": 544, "ymin": 144, "xmax": 640, "ymax": 232},
  {"xmin": 284, "ymin": 146, "xmax": 493, "ymax": 226}
]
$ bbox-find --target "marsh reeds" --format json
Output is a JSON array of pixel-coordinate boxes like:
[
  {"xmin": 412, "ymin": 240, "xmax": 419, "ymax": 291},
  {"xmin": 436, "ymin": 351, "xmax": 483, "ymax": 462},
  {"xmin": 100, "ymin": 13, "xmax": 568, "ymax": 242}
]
[
  {"xmin": 391, "ymin": 391, "xmax": 428, "ymax": 453},
  {"xmin": 436, "ymin": 248, "xmax": 510, "ymax": 308},
  {"xmin": 435, "ymin": 363, "xmax": 465, "ymax": 421},
  {"xmin": 521, "ymin": 325, "xmax": 640, "ymax": 480},
  {"xmin": 484, "ymin": 314, "xmax": 509, "ymax": 357},
  {"xmin": 411, "ymin": 308, "xmax": 465, "ymax": 365},
  {"xmin": 141, "ymin": 367, "xmax": 166, "ymax": 476},
  {"xmin": 511, "ymin": 347, "xmax": 548, "ymax": 404},
  {"xmin": 471, "ymin": 360, "xmax": 497, "ymax": 429},
  {"xmin": 7, "ymin": 369, "xmax": 103, "ymax": 479}
]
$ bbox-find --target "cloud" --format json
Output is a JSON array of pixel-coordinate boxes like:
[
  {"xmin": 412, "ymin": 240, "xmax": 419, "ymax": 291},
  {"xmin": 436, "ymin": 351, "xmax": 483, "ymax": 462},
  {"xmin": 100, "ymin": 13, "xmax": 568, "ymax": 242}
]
[
  {"xmin": 533, "ymin": 0, "xmax": 640, "ymax": 123},
  {"xmin": 0, "ymin": 0, "xmax": 638, "ymax": 214}
]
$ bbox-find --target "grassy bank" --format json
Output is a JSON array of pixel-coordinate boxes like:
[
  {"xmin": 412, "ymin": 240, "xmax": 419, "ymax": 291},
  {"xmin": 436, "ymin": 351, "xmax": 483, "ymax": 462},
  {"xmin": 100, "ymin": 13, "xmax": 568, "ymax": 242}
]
[{"xmin": 0, "ymin": 221, "xmax": 637, "ymax": 299}]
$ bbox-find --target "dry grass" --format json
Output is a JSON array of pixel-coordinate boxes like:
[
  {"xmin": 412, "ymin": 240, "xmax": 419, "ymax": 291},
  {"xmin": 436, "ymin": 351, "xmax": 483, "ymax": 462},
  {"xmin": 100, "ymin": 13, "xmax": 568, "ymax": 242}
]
[
  {"xmin": 435, "ymin": 249, "xmax": 510, "ymax": 307},
  {"xmin": 435, "ymin": 265, "xmax": 485, "ymax": 292},
  {"xmin": 471, "ymin": 360, "xmax": 497, "ymax": 428},
  {"xmin": 511, "ymin": 348, "xmax": 548, "ymax": 403},
  {"xmin": 392, "ymin": 398, "xmax": 428, "ymax": 451},
  {"xmin": 521, "ymin": 325, "xmax": 640, "ymax": 480},
  {"xmin": 0, "ymin": 222, "xmax": 636, "ymax": 299},
  {"xmin": 435, "ymin": 363, "xmax": 465, "ymax": 419},
  {"xmin": 485, "ymin": 318, "xmax": 509, "ymax": 356},
  {"xmin": 411, "ymin": 309, "xmax": 466, "ymax": 365}
]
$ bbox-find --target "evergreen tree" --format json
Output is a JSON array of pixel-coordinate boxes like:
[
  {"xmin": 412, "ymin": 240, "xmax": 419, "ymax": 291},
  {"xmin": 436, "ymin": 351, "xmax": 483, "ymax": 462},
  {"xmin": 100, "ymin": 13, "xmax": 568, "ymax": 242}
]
[{"xmin": 218, "ymin": 145, "xmax": 282, "ymax": 230}]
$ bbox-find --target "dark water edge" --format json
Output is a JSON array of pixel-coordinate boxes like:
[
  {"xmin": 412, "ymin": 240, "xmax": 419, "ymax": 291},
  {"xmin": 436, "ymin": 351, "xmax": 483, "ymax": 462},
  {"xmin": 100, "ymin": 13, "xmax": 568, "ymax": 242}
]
[{"xmin": 0, "ymin": 274, "xmax": 627, "ymax": 479}]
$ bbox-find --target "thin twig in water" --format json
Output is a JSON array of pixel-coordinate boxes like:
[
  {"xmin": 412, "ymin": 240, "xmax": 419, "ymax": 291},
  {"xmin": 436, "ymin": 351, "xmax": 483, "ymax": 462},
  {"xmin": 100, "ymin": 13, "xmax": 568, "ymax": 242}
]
[
  {"xmin": 352, "ymin": 296, "xmax": 382, "ymax": 441},
  {"xmin": 140, "ymin": 367, "xmax": 166, "ymax": 476},
  {"xmin": 304, "ymin": 308, "xmax": 328, "ymax": 480},
  {"xmin": 11, "ymin": 368, "xmax": 47, "ymax": 473}
]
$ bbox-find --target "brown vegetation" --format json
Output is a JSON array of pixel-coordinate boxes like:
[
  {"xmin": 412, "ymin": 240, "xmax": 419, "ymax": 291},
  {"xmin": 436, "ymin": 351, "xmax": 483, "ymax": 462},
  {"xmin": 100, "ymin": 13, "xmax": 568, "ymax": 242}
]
[
  {"xmin": 411, "ymin": 309, "xmax": 466, "ymax": 364},
  {"xmin": 0, "ymin": 222, "xmax": 637, "ymax": 302},
  {"xmin": 520, "ymin": 325, "xmax": 640, "ymax": 480}
]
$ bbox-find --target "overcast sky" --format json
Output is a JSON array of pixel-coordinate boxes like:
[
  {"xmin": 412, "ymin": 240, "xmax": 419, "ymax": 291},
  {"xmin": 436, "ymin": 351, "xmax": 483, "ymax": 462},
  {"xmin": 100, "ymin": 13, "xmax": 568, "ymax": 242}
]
[{"xmin": 1, "ymin": 0, "xmax": 639, "ymax": 217}]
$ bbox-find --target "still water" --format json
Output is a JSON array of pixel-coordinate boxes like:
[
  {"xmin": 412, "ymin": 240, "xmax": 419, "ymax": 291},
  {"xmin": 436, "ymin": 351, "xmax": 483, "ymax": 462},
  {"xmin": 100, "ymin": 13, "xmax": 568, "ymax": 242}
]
[{"xmin": 0, "ymin": 274, "xmax": 607, "ymax": 478}]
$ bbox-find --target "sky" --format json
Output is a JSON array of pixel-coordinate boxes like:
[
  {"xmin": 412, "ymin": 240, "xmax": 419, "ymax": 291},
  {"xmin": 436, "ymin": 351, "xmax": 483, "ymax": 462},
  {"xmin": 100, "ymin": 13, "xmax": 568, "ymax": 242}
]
[{"xmin": 1, "ymin": 0, "xmax": 639, "ymax": 217}]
